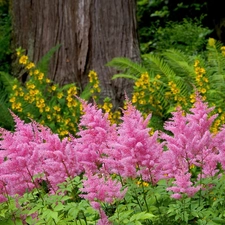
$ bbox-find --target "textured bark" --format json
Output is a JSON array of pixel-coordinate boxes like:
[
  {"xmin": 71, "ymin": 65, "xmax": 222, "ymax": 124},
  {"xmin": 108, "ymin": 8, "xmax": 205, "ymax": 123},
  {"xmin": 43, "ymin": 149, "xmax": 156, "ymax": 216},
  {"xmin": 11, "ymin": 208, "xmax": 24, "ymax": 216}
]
[{"xmin": 11, "ymin": 0, "xmax": 140, "ymax": 107}]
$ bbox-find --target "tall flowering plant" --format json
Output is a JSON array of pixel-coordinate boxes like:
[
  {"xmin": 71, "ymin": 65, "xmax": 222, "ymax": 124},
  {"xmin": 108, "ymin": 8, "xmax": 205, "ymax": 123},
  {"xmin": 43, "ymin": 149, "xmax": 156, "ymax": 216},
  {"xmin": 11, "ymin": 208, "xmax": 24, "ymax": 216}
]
[{"xmin": 160, "ymin": 96, "xmax": 219, "ymax": 199}]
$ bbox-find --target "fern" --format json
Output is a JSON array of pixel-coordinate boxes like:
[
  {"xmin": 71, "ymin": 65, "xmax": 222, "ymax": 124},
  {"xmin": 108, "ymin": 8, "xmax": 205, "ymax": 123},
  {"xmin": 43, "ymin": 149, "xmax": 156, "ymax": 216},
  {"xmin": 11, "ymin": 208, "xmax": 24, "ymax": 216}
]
[
  {"xmin": 162, "ymin": 49, "xmax": 196, "ymax": 78},
  {"xmin": 206, "ymin": 41, "xmax": 225, "ymax": 91},
  {"xmin": 112, "ymin": 73, "xmax": 138, "ymax": 81},
  {"xmin": 0, "ymin": 71, "xmax": 15, "ymax": 93},
  {"xmin": 37, "ymin": 44, "xmax": 61, "ymax": 75},
  {"xmin": 0, "ymin": 92, "xmax": 14, "ymax": 130},
  {"xmin": 142, "ymin": 54, "xmax": 177, "ymax": 80},
  {"xmin": 106, "ymin": 57, "xmax": 146, "ymax": 78}
]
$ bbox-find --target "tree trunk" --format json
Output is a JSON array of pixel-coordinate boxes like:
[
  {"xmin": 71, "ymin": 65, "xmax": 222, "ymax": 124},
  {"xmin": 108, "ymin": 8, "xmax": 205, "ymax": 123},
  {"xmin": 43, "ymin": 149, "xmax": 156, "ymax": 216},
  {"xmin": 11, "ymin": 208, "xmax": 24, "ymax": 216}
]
[{"xmin": 11, "ymin": 0, "xmax": 140, "ymax": 107}]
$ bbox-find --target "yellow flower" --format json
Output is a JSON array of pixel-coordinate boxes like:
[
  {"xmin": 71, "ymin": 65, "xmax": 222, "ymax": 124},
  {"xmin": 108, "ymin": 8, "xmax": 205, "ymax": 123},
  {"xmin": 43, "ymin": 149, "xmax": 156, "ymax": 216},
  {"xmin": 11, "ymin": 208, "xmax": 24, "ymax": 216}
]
[
  {"xmin": 45, "ymin": 106, "xmax": 50, "ymax": 112},
  {"xmin": 194, "ymin": 60, "xmax": 200, "ymax": 67},
  {"xmin": 38, "ymin": 73, "xmax": 44, "ymax": 80},
  {"xmin": 19, "ymin": 55, "xmax": 28, "ymax": 65},
  {"xmin": 34, "ymin": 69, "xmax": 40, "ymax": 75},
  {"xmin": 12, "ymin": 85, "xmax": 17, "ymax": 90},
  {"xmin": 26, "ymin": 62, "xmax": 35, "ymax": 70},
  {"xmin": 46, "ymin": 78, "xmax": 51, "ymax": 83},
  {"xmin": 51, "ymin": 85, "xmax": 57, "ymax": 91},
  {"xmin": 208, "ymin": 38, "xmax": 216, "ymax": 47},
  {"xmin": 200, "ymin": 88, "xmax": 206, "ymax": 94},
  {"xmin": 57, "ymin": 92, "xmax": 63, "ymax": 99},
  {"xmin": 9, "ymin": 96, "xmax": 16, "ymax": 103},
  {"xmin": 67, "ymin": 96, "xmax": 73, "ymax": 102},
  {"xmin": 53, "ymin": 105, "xmax": 61, "ymax": 112}
]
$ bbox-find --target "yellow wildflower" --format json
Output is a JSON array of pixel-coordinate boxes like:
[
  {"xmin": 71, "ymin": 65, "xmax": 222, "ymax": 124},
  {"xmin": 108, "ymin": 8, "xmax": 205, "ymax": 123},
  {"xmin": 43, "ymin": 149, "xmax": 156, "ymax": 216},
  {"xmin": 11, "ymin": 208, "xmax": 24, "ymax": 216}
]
[
  {"xmin": 26, "ymin": 62, "xmax": 35, "ymax": 70},
  {"xmin": 208, "ymin": 38, "xmax": 216, "ymax": 47},
  {"xmin": 19, "ymin": 55, "xmax": 28, "ymax": 65}
]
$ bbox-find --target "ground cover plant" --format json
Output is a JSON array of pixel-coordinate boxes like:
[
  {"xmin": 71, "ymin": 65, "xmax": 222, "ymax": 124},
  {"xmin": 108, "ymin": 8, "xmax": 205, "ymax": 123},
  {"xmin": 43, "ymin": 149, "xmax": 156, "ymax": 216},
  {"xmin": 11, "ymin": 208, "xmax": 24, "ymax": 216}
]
[{"xmin": 1, "ymin": 95, "xmax": 225, "ymax": 224}]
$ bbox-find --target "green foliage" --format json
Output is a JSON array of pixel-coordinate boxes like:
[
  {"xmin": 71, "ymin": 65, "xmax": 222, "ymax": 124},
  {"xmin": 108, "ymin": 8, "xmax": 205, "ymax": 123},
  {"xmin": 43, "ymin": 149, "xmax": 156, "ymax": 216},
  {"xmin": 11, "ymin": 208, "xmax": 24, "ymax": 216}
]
[
  {"xmin": 108, "ymin": 38, "xmax": 225, "ymax": 131},
  {"xmin": 36, "ymin": 44, "xmax": 61, "ymax": 75},
  {"xmin": 3, "ymin": 174, "xmax": 225, "ymax": 224},
  {"xmin": 0, "ymin": 0, "xmax": 11, "ymax": 73},
  {"xmin": 108, "ymin": 49, "xmax": 196, "ymax": 130},
  {"xmin": 0, "ymin": 72, "xmax": 15, "ymax": 130},
  {"xmin": 136, "ymin": 0, "xmax": 210, "ymax": 54},
  {"xmin": 0, "ymin": 176, "xmax": 99, "ymax": 225},
  {"xmin": 155, "ymin": 19, "xmax": 212, "ymax": 54}
]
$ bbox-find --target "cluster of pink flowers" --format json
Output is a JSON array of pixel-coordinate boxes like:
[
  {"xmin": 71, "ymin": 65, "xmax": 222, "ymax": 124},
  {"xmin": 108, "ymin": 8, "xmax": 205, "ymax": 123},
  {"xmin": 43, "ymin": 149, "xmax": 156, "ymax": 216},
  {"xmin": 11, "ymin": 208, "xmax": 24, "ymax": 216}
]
[
  {"xmin": 160, "ymin": 97, "xmax": 220, "ymax": 199},
  {"xmin": 1, "ymin": 95, "xmax": 225, "ymax": 222}
]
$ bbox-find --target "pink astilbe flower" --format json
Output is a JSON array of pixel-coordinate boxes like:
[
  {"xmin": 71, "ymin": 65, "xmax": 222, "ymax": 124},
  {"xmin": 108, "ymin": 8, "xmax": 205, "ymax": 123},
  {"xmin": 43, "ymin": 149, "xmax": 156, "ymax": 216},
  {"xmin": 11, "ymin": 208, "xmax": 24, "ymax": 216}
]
[
  {"xmin": 75, "ymin": 100, "xmax": 117, "ymax": 173},
  {"xmin": 0, "ymin": 113, "xmax": 81, "ymax": 200},
  {"xmin": 103, "ymin": 101, "xmax": 163, "ymax": 183},
  {"xmin": 80, "ymin": 170, "xmax": 127, "ymax": 209},
  {"xmin": 161, "ymin": 96, "xmax": 219, "ymax": 198},
  {"xmin": 167, "ymin": 173, "xmax": 201, "ymax": 199},
  {"xmin": 97, "ymin": 209, "xmax": 112, "ymax": 225}
]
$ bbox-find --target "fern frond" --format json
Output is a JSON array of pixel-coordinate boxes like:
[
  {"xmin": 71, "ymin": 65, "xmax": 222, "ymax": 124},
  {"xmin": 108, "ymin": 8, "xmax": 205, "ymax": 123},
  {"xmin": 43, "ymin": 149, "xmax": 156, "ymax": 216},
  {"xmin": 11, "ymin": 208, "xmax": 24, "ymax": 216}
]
[
  {"xmin": 206, "ymin": 40, "xmax": 225, "ymax": 91},
  {"xmin": 112, "ymin": 74, "xmax": 138, "ymax": 80},
  {"xmin": 37, "ymin": 44, "xmax": 61, "ymax": 75},
  {"xmin": 162, "ymin": 49, "xmax": 196, "ymax": 78},
  {"xmin": 0, "ymin": 94, "xmax": 14, "ymax": 130},
  {"xmin": 106, "ymin": 57, "xmax": 146, "ymax": 77},
  {"xmin": 0, "ymin": 71, "xmax": 15, "ymax": 93},
  {"xmin": 142, "ymin": 54, "xmax": 177, "ymax": 80}
]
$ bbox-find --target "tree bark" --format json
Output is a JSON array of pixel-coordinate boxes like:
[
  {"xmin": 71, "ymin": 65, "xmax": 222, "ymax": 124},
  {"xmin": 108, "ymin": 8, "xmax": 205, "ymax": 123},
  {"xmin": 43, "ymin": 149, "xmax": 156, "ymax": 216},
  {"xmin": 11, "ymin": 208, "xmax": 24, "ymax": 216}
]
[{"xmin": 11, "ymin": 0, "xmax": 140, "ymax": 107}]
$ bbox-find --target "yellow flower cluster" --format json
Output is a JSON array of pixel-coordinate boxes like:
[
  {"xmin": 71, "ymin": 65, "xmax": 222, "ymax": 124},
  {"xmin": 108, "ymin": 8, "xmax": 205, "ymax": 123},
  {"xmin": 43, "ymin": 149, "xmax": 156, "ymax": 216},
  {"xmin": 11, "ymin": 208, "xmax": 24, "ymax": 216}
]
[
  {"xmin": 132, "ymin": 72, "xmax": 163, "ymax": 116},
  {"xmin": 88, "ymin": 70, "xmax": 101, "ymax": 100},
  {"xmin": 192, "ymin": 60, "xmax": 209, "ymax": 102},
  {"xmin": 10, "ymin": 49, "xmax": 82, "ymax": 138},
  {"xmin": 167, "ymin": 81, "xmax": 187, "ymax": 107},
  {"xmin": 102, "ymin": 101, "xmax": 113, "ymax": 113},
  {"xmin": 211, "ymin": 108, "xmax": 225, "ymax": 134},
  {"xmin": 101, "ymin": 100, "xmax": 121, "ymax": 124},
  {"xmin": 136, "ymin": 180, "xmax": 149, "ymax": 187},
  {"xmin": 66, "ymin": 86, "xmax": 78, "ymax": 108}
]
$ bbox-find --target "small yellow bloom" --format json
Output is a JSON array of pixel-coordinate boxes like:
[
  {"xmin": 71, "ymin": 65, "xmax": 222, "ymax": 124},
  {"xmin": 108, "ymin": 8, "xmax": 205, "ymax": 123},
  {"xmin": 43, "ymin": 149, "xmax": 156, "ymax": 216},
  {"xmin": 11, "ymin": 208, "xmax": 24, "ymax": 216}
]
[
  {"xmin": 51, "ymin": 85, "xmax": 57, "ymax": 91},
  {"xmin": 53, "ymin": 105, "xmax": 61, "ymax": 112},
  {"xmin": 9, "ymin": 96, "xmax": 16, "ymax": 103},
  {"xmin": 26, "ymin": 62, "xmax": 35, "ymax": 70},
  {"xmin": 57, "ymin": 92, "xmax": 63, "ymax": 99},
  {"xmin": 45, "ymin": 106, "xmax": 50, "ymax": 112},
  {"xmin": 208, "ymin": 38, "xmax": 216, "ymax": 47},
  {"xmin": 46, "ymin": 78, "xmax": 51, "ymax": 83},
  {"xmin": 34, "ymin": 69, "xmax": 40, "ymax": 75},
  {"xmin": 38, "ymin": 73, "xmax": 44, "ymax": 80},
  {"xmin": 19, "ymin": 55, "xmax": 28, "ymax": 65},
  {"xmin": 190, "ymin": 164, "xmax": 195, "ymax": 169}
]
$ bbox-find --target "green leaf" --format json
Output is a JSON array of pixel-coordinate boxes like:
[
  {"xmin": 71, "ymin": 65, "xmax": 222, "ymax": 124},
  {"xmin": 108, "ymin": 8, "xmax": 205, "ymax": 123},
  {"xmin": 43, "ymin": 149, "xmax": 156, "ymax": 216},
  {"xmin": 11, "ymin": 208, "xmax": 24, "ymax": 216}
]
[
  {"xmin": 112, "ymin": 74, "xmax": 138, "ymax": 80},
  {"xmin": 212, "ymin": 218, "xmax": 225, "ymax": 224},
  {"xmin": 37, "ymin": 44, "xmax": 61, "ymax": 75},
  {"xmin": 130, "ymin": 212, "xmax": 155, "ymax": 222},
  {"xmin": 107, "ymin": 57, "xmax": 146, "ymax": 75},
  {"xmin": 54, "ymin": 203, "xmax": 64, "ymax": 211}
]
